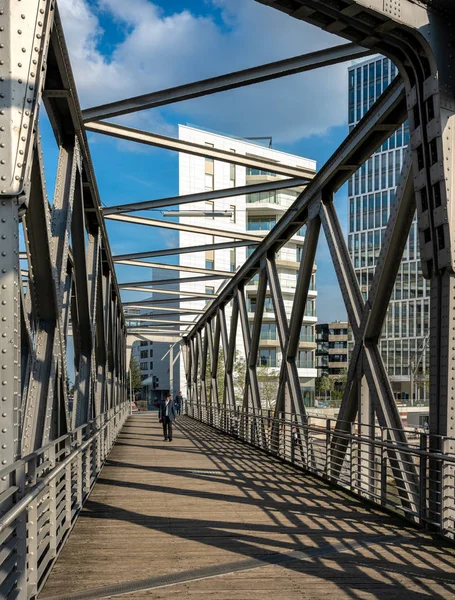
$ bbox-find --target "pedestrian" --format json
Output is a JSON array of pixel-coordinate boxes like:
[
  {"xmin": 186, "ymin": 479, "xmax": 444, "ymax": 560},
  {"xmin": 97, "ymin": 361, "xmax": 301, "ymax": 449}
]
[
  {"xmin": 159, "ymin": 392, "xmax": 176, "ymax": 442},
  {"xmin": 175, "ymin": 391, "xmax": 183, "ymax": 416}
]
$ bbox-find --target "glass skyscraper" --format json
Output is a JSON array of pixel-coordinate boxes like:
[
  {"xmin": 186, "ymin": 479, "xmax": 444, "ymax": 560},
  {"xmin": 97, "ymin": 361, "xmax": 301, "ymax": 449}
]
[{"xmin": 347, "ymin": 57, "xmax": 429, "ymax": 403}]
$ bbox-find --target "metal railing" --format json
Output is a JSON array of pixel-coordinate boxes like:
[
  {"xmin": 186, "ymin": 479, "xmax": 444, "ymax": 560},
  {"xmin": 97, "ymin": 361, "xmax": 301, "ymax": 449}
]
[
  {"xmin": 0, "ymin": 402, "xmax": 129, "ymax": 599},
  {"xmin": 186, "ymin": 402, "xmax": 455, "ymax": 540}
]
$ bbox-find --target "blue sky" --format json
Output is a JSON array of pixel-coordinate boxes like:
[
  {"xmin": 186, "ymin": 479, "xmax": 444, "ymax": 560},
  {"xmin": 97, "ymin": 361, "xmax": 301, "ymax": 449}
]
[{"xmin": 48, "ymin": 0, "xmax": 353, "ymax": 322}]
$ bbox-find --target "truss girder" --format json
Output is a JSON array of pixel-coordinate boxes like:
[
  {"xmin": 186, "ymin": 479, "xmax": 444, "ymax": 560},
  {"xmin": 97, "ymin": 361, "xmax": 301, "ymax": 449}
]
[
  {"xmin": 254, "ymin": 0, "xmax": 455, "ymax": 528},
  {"xmin": 1, "ymin": 3, "xmax": 127, "ymax": 472}
]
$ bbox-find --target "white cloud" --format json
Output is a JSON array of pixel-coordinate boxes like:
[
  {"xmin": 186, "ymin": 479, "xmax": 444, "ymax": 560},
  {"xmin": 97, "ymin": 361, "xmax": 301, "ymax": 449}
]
[{"xmin": 58, "ymin": 0, "xmax": 350, "ymax": 143}]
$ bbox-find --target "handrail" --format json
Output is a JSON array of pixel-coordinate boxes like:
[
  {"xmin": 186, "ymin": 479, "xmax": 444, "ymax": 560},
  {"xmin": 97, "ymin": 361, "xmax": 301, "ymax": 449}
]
[
  {"xmin": 186, "ymin": 401, "xmax": 455, "ymax": 540},
  {"xmin": 0, "ymin": 405, "xmax": 125, "ymax": 534}
]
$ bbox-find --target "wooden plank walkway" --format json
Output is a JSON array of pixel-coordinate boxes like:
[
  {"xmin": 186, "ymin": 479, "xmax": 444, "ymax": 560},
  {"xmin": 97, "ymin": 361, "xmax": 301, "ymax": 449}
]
[{"xmin": 40, "ymin": 414, "xmax": 455, "ymax": 600}]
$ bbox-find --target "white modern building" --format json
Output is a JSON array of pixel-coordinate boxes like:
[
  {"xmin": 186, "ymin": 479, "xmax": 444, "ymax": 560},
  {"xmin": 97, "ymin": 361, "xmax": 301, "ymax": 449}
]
[
  {"xmin": 347, "ymin": 56, "xmax": 429, "ymax": 402},
  {"xmin": 178, "ymin": 125, "xmax": 318, "ymax": 407}
]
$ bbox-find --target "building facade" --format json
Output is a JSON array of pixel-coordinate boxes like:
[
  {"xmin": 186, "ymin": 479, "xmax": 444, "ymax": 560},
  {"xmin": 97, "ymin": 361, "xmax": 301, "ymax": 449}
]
[
  {"xmin": 178, "ymin": 125, "xmax": 318, "ymax": 407},
  {"xmin": 130, "ymin": 268, "xmax": 180, "ymax": 406},
  {"xmin": 348, "ymin": 56, "xmax": 429, "ymax": 402},
  {"xmin": 316, "ymin": 321, "xmax": 349, "ymax": 378}
]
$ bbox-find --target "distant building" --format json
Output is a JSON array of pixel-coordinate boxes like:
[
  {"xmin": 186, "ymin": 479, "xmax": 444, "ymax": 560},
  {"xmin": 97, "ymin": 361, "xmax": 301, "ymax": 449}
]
[
  {"xmin": 178, "ymin": 125, "xmax": 318, "ymax": 406},
  {"xmin": 316, "ymin": 321, "xmax": 349, "ymax": 378},
  {"xmin": 347, "ymin": 56, "xmax": 429, "ymax": 402},
  {"xmin": 130, "ymin": 268, "xmax": 180, "ymax": 405}
]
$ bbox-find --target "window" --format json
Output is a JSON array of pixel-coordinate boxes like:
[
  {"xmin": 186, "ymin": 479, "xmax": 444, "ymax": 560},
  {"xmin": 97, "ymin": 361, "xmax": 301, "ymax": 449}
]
[
  {"xmin": 205, "ymin": 143, "xmax": 214, "ymax": 190},
  {"xmin": 298, "ymin": 350, "xmax": 313, "ymax": 369},
  {"xmin": 257, "ymin": 348, "xmax": 276, "ymax": 367},
  {"xmin": 140, "ymin": 350, "xmax": 148, "ymax": 359},
  {"xmin": 249, "ymin": 296, "xmax": 273, "ymax": 313},
  {"xmin": 247, "ymin": 216, "xmax": 276, "ymax": 231},
  {"xmin": 296, "ymin": 246, "xmax": 303, "ymax": 262},
  {"xmin": 149, "ymin": 349, "xmax": 153, "ymax": 358},
  {"xmin": 260, "ymin": 323, "xmax": 276, "ymax": 340},
  {"xmin": 141, "ymin": 374, "xmax": 148, "ymax": 381},
  {"xmin": 149, "ymin": 361, "xmax": 153, "ymax": 370},
  {"xmin": 205, "ymin": 286, "xmax": 215, "ymax": 305},
  {"xmin": 305, "ymin": 300, "xmax": 315, "ymax": 317},
  {"xmin": 300, "ymin": 325, "xmax": 314, "ymax": 342},
  {"xmin": 229, "ymin": 161, "xmax": 236, "ymax": 187},
  {"xmin": 140, "ymin": 341, "xmax": 148, "ymax": 347},
  {"xmin": 246, "ymin": 168, "xmax": 277, "ymax": 177},
  {"xmin": 140, "ymin": 362, "xmax": 148, "ymax": 371},
  {"xmin": 230, "ymin": 248, "xmax": 236, "ymax": 273},
  {"xmin": 205, "ymin": 243, "xmax": 214, "ymax": 270}
]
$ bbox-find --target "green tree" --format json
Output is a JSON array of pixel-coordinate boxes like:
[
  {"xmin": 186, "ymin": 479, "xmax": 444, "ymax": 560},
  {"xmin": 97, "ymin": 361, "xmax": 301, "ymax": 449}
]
[
  {"xmin": 129, "ymin": 357, "xmax": 142, "ymax": 394},
  {"xmin": 257, "ymin": 365, "xmax": 279, "ymax": 409},
  {"xmin": 316, "ymin": 375, "xmax": 333, "ymax": 403},
  {"xmin": 233, "ymin": 351, "xmax": 247, "ymax": 405}
]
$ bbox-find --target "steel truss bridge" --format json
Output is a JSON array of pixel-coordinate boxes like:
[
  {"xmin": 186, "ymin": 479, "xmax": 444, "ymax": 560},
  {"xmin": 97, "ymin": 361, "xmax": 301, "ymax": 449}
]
[{"xmin": 1, "ymin": 0, "xmax": 455, "ymax": 598}]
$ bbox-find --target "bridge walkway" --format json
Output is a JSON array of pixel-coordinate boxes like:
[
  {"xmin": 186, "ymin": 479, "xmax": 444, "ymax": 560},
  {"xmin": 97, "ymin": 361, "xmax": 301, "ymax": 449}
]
[{"xmin": 40, "ymin": 414, "xmax": 455, "ymax": 599}]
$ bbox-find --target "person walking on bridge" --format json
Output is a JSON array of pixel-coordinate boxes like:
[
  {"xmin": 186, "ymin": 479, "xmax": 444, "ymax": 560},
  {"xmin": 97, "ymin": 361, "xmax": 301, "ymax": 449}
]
[
  {"xmin": 159, "ymin": 392, "xmax": 176, "ymax": 442},
  {"xmin": 175, "ymin": 391, "xmax": 183, "ymax": 416}
]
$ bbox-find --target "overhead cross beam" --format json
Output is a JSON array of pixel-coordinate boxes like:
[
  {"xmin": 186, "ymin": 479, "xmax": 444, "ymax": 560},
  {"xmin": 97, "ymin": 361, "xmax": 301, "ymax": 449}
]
[
  {"xmin": 113, "ymin": 240, "xmax": 257, "ymax": 261},
  {"xmin": 83, "ymin": 43, "xmax": 371, "ymax": 121},
  {"xmin": 105, "ymin": 212, "xmax": 263, "ymax": 242},
  {"xmin": 104, "ymin": 178, "xmax": 308, "ymax": 215},
  {"xmin": 116, "ymin": 261, "xmax": 233, "ymax": 278},
  {"xmin": 86, "ymin": 121, "xmax": 315, "ymax": 179}
]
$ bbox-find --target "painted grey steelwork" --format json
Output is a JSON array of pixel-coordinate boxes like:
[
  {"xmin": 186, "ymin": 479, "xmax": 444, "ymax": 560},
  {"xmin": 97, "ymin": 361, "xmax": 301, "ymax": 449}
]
[
  {"xmin": 113, "ymin": 240, "xmax": 258, "ymax": 262},
  {"xmin": 0, "ymin": 3, "xmax": 127, "ymax": 598},
  {"xmin": 2, "ymin": 0, "xmax": 455, "ymax": 597},
  {"xmin": 105, "ymin": 212, "xmax": 264, "ymax": 242},
  {"xmin": 86, "ymin": 121, "xmax": 316, "ymax": 179},
  {"xmin": 82, "ymin": 43, "xmax": 371, "ymax": 122},
  {"xmin": 104, "ymin": 178, "xmax": 309, "ymax": 215}
]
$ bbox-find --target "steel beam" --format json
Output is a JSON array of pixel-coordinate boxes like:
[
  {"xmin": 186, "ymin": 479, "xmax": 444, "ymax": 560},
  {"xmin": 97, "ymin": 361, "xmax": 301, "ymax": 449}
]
[
  {"xmin": 238, "ymin": 286, "xmax": 262, "ymax": 413},
  {"xmin": 105, "ymin": 213, "xmax": 264, "ymax": 242},
  {"xmin": 123, "ymin": 296, "xmax": 209, "ymax": 306},
  {"xmin": 116, "ymin": 259, "xmax": 234, "ymax": 278},
  {"xmin": 121, "ymin": 287, "xmax": 216, "ymax": 298},
  {"xmin": 287, "ymin": 215, "xmax": 320, "ymax": 359},
  {"xmin": 83, "ymin": 43, "xmax": 371, "ymax": 121},
  {"xmin": 125, "ymin": 317, "xmax": 197, "ymax": 326},
  {"xmin": 85, "ymin": 121, "xmax": 316, "ymax": 179},
  {"xmin": 105, "ymin": 178, "xmax": 308, "ymax": 215},
  {"xmin": 119, "ymin": 274, "xmax": 226, "ymax": 288},
  {"xmin": 266, "ymin": 256, "xmax": 306, "ymax": 417},
  {"xmin": 124, "ymin": 306, "xmax": 205, "ymax": 315},
  {"xmin": 113, "ymin": 240, "xmax": 257, "ymax": 261},
  {"xmin": 128, "ymin": 333, "xmax": 182, "ymax": 343}
]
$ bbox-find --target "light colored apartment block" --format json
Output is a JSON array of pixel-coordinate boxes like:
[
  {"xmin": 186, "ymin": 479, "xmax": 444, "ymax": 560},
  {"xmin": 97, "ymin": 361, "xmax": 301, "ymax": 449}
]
[{"xmin": 178, "ymin": 125, "xmax": 318, "ymax": 407}]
